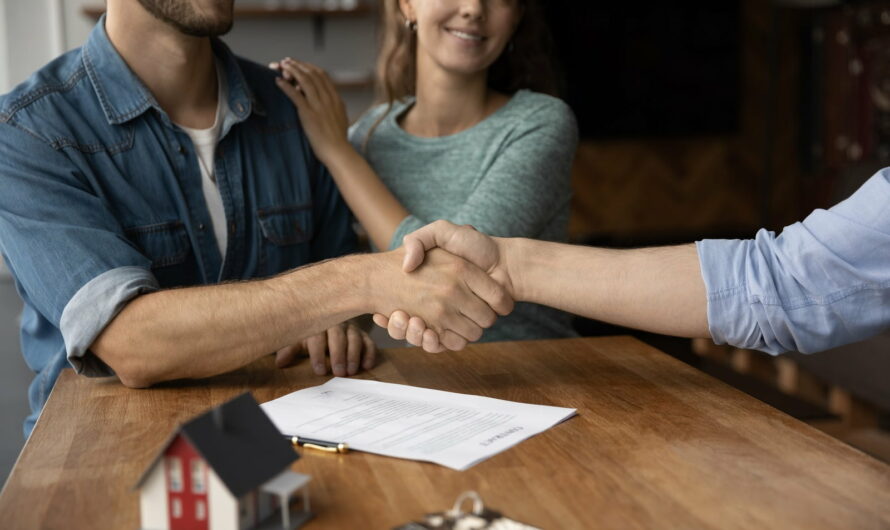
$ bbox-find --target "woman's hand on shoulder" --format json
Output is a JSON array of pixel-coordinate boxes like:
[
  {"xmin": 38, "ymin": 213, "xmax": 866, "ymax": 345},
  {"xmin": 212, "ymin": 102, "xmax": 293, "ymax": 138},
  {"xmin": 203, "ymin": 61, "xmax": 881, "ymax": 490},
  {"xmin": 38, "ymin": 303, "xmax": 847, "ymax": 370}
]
[{"xmin": 270, "ymin": 57, "xmax": 351, "ymax": 164}]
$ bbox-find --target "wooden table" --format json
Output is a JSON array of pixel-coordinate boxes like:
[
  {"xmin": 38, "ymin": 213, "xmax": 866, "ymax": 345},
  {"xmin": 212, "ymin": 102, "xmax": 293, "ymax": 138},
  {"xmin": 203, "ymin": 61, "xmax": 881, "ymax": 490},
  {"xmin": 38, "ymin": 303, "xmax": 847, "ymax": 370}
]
[{"xmin": 2, "ymin": 337, "xmax": 889, "ymax": 529}]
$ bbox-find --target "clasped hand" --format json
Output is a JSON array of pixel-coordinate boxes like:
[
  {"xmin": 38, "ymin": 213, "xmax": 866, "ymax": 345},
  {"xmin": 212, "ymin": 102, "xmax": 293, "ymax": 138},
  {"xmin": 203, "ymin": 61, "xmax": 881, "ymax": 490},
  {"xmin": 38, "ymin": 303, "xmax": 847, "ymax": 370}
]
[
  {"xmin": 374, "ymin": 221, "xmax": 514, "ymax": 353},
  {"xmin": 275, "ymin": 232, "xmax": 512, "ymax": 373}
]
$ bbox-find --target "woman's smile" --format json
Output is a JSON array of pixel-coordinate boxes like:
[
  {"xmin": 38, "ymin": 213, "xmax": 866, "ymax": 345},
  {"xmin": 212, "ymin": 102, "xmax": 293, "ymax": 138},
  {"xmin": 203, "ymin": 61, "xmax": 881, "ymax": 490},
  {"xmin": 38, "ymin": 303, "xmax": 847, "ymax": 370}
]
[{"xmin": 444, "ymin": 26, "xmax": 487, "ymax": 44}]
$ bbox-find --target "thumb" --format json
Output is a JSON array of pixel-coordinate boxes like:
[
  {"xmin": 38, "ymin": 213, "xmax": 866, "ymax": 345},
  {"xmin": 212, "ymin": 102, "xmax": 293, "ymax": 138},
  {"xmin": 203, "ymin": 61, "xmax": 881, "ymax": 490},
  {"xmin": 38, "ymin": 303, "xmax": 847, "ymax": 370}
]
[
  {"xmin": 401, "ymin": 220, "xmax": 459, "ymax": 272},
  {"xmin": 402, "ymin": 236, "xmax": 427, "ymax": 272}
]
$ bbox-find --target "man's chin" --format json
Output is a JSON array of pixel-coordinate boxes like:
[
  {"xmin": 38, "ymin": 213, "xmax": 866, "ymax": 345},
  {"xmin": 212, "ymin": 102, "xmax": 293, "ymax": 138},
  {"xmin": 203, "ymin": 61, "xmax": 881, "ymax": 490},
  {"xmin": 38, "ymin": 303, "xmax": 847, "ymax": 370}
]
[
  {"xmin": 191, "ymin": 2, "xmax": 236, "ymax": 36},
  {"xmin": 179, "ymin": 18, "xmax": 234, "ymax": 37},
  {"xmin": 136, "ymin": 0, "xmax": 234, "ymax": 38}
]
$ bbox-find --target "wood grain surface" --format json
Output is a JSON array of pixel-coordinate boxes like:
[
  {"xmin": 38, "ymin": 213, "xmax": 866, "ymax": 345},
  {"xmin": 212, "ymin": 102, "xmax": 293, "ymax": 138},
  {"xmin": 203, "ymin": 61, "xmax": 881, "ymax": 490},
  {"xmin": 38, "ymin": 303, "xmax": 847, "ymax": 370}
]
[{"xmin": 1, "ymin": 337, "xmax": 888, "ymax": 529}]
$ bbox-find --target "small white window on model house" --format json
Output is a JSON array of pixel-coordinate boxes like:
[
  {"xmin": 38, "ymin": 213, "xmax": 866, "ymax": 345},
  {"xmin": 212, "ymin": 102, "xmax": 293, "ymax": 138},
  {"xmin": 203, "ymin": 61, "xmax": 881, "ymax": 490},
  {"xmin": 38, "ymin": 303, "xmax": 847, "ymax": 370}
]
[
  {"xmin": 196, "ymin": 500, "xmax": 206, "ymax": 521},
  {"xmin": 171, "ymin": 498, "xmax": 182, "ymax": 519},
  {"xmin": 191, "ymin": 459, "xmax": 206, "ymax": 493},
  {"xmin": 168, "ymin": 457, "xmax": 183, "ymax": 492}
]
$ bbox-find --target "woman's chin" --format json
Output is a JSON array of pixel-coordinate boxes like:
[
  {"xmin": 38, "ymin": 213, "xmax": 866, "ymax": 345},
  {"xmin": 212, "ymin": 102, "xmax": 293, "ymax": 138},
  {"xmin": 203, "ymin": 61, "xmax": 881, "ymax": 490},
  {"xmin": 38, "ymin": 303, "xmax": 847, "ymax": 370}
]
[{"xmin": 433, "ymin": 58, "xmax": 497, "ymax": 79}]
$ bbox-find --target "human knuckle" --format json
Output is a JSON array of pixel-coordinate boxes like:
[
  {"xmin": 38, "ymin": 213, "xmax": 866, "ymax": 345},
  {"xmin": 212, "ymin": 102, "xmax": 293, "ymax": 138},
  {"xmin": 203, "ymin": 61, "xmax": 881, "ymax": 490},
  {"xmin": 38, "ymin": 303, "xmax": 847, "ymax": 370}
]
[
  {"xmin": 432, "ymin": 304, "xmax": 448, "ymax": 321},
  {"xmin": 447, "ymin": 335, "xmax": 467, "ymax": 350},
  {"xmin": 443, "ymin": 283, "xmax": 461, "ymax": 298},
  {"xmin": 442, "ymin": 335, "xmax": 457, "ymax": 349},
  {"xmin": 496, "ymin": 292, "xmax": 512, "ymax": 311}
]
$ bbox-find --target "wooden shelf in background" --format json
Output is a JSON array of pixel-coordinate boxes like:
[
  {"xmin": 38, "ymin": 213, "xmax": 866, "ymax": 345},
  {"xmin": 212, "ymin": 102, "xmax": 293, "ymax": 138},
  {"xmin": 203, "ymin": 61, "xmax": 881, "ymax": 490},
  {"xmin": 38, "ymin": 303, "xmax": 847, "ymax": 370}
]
[{"xmin": 82, "ymin": 5, "xmax": 375, "ymax": 20}]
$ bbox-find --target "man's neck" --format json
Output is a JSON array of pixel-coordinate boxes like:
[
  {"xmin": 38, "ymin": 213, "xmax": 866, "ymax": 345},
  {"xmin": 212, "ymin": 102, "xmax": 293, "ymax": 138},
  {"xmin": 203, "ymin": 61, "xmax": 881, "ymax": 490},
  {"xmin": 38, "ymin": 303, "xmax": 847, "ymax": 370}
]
[
  {"xmin": 105, "ymin": 2, "xmax": 218, "ymax": 129},
  {"xmin": 403, "ymin": 55, "xmax": 505, "ymax": 138}
]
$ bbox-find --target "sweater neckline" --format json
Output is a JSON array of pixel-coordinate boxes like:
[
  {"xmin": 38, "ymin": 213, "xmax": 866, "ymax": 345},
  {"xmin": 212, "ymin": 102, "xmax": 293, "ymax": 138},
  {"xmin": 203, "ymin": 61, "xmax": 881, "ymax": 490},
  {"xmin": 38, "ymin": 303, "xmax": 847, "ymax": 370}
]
[{"xmin": 385, "ymin": 90, "xmax": 529, "ymax": 145}]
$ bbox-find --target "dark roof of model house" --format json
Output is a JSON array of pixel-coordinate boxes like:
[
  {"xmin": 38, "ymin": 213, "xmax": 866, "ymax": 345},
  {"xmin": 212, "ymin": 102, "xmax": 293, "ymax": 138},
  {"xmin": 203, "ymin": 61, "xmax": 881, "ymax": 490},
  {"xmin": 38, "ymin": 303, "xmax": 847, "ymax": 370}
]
[{"xmin": 135, "ymin": 392, "xmax": 298, "ymax": 498}]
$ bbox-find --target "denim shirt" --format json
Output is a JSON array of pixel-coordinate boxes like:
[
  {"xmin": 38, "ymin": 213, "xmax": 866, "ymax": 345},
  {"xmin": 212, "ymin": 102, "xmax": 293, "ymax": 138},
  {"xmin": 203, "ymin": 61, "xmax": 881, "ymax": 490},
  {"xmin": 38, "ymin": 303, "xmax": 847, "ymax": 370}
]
[
  {"xmin": 0, "ymin": 19, "xmax": 356, "ymax": 437},
  {"xmin": 697, "ymin": 168, "xmax": 890, "ymax": 355}
]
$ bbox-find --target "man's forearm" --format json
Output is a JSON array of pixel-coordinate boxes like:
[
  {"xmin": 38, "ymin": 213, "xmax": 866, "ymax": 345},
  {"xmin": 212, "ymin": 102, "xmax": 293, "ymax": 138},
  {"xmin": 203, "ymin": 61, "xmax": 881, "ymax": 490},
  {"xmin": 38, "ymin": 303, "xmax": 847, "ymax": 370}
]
[
  {"xmin": 92, "ymin": 254, "xmax": 370, "ymax": 388},
  {"xmin": 504, "ymin": 238, "xmax": 711, "ymax": 338}
]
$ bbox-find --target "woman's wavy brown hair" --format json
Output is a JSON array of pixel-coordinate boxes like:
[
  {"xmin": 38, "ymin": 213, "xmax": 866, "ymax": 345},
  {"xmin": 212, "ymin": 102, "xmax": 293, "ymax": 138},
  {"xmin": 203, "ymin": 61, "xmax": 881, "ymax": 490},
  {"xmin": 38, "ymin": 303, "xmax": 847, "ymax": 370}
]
[{"xmin": 363, "ymin": 0, "xmax": 560, "ymax": 149}]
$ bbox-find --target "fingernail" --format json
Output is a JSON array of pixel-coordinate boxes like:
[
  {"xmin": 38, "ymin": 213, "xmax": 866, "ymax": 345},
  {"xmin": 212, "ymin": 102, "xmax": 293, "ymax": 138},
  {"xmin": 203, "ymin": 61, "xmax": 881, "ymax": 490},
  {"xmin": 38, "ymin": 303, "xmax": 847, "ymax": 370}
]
[
  {"xmin": 313, "ymin": 362, "xmax": 325, "ymax": 375},
  {"xmin": 348, "ymin": 362, "xmax": 359, "ymax": 375},
  {"xmin": 393, "ymin": 319, "xmax": 406, "ymax": 330},
  {"xmin": 333, "ymin": 363, "xmax": 346, "ymax": 376}
]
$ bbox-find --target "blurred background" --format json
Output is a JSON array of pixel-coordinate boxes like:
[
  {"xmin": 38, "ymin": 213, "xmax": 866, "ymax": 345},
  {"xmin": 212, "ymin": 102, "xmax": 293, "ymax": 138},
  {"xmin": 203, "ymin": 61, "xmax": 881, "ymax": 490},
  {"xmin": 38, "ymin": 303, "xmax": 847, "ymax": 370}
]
[{"xmin": 0, "ymin": 0, "xmax": 888, "ymax": 485}]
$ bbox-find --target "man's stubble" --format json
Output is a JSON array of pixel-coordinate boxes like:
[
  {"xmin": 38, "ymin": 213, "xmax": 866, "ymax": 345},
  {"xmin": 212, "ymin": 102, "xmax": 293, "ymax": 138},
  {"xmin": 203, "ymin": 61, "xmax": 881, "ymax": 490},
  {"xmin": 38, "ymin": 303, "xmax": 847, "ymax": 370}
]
[{"xmin": 135, "ymin": 0, "xmax": 234, "ymax": 37}]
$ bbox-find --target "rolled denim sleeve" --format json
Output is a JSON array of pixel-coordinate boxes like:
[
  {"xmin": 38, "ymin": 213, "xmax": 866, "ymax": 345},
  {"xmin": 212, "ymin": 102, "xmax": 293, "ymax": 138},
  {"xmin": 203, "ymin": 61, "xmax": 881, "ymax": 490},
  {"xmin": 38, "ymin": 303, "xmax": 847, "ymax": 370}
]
[
  {"xmin": 0, "ymin": 122, "xmax": 158, "ymax": 375},
  {"xmin": 60, "ymin": 267, "xmax": 158, "ymax": 376},
  {"xmin": 697, "ymin": 169, "xmax": 890, "ymax": 355}
]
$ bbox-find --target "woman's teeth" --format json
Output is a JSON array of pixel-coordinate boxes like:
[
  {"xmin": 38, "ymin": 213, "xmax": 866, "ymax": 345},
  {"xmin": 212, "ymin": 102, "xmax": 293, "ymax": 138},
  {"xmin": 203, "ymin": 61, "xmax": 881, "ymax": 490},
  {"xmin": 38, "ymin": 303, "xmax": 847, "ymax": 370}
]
[{"xmin": 447, "ymin": 29, "xmax": 484, "ymax": 42}]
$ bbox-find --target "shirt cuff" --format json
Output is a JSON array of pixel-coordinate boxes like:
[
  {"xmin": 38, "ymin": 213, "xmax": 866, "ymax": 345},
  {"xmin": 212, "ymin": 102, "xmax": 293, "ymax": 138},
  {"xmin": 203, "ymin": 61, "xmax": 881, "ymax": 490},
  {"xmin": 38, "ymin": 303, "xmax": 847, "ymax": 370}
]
[
  {"xmin": 695, "ymin": 238, "xmax": 782, "ymax": 354},
  {"xmin": 388, "ymin": 215, "xmax": 427, "ymax": 250},
  {"xmin": 60, "ymin": 266, "xmax": 160, "ymax": 377}
]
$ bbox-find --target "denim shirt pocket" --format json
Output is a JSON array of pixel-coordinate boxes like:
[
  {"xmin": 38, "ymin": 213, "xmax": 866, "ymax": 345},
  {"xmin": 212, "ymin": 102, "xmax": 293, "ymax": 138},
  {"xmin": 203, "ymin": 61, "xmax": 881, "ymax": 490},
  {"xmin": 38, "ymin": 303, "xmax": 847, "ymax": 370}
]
[
  {"xmin": 124, "ymin": 221, "xmax": 198, "ymax": 287},
  {"xmin": 257, "ymin": 204, "xmax": 314, "ymax": 277}
]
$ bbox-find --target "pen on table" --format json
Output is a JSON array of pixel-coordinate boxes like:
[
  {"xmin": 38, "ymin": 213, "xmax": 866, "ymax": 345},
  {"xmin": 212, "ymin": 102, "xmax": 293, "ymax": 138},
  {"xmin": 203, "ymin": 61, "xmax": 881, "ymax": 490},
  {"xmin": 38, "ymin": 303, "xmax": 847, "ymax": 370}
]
[{"xmin": 285, "ymin": 435, "xmax": 349, "ymax": 454}]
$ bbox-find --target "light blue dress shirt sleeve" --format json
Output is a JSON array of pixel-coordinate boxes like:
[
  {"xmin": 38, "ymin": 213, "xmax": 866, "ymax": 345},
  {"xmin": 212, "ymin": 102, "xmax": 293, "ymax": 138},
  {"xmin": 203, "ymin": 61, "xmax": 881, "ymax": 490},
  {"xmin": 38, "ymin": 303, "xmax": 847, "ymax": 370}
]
[{"xmin": 696, "ymin": 168, "xmax": 890, "ymax": 355}]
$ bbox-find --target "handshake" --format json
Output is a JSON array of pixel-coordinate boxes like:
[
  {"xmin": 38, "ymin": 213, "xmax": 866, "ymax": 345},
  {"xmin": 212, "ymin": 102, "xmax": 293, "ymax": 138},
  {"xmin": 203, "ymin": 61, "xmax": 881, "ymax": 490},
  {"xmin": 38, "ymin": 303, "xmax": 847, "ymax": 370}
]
[
  {"xmin": 372, "ymin": 220, "xmax": 521, "ymax": 353},
  {"xmin": 370, "ymin": 218, "xmax": 710, "ymax": 355},
  {"xmin": 288, "ymin": 217, "xmax": 708, "ymax": 376}
]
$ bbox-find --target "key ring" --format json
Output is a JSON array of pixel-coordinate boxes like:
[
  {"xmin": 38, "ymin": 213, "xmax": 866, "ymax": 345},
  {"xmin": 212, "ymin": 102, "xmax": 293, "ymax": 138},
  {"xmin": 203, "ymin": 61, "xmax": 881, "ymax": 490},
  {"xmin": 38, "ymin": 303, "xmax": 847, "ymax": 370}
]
[{"xmin": 448, "ymin": 490, "xmax": 485, "ymax": 518}]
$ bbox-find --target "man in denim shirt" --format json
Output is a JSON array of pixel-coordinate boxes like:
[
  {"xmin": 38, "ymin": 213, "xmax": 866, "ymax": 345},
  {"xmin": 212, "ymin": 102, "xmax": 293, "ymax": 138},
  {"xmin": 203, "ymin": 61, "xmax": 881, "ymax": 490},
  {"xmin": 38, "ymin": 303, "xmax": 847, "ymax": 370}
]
[{"xmin": 0, "ymin": 0, "xmax": 512, "ymax": 438}]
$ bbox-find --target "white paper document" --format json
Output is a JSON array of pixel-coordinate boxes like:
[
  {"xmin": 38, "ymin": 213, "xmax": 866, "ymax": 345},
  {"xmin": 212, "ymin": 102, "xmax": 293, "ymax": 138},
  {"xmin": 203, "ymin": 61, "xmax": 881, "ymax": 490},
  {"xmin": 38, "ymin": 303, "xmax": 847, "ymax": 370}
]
[{"xmin": 261, "ymin": 378, "xmax": 576, "ymax": 470}]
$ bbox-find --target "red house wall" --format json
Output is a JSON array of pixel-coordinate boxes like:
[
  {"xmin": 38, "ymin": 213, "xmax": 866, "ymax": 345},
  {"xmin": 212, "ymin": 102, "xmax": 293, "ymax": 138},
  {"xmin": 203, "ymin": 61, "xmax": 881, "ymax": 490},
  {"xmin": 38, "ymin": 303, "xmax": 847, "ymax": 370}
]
[{"xmin": 164, "ymin": 435, "xmax": 209, "ymax": 530}]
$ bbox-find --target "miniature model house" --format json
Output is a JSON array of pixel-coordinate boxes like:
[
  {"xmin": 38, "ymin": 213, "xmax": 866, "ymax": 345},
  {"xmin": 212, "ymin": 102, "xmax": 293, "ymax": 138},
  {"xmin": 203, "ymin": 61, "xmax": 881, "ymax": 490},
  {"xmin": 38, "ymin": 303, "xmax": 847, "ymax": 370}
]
[{"xmin": 135, "ymin": 393, "xmax": 311, "ymax": 530}]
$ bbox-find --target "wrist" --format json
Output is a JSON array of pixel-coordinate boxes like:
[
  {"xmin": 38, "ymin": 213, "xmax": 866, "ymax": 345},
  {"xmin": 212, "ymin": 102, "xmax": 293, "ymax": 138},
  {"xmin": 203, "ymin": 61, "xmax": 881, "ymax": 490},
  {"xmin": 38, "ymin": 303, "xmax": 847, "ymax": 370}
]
[
  {"xmin": 357, "ymin": 249, "xmax": 402, "ymax": 315},
  {"xmin": 283, "ymin": 253, "xmax": 371, "ymax": 319},
  {"xmin": 318, "ymin": 140, "xmax": 358, "ymax": 174},
  {"xmin": 497, "ymin": 237, "xmax": 528, "ymax": 302},
  {"xmin": 346, "ymin": 253, "xmax": 378, "ymax": 316}
]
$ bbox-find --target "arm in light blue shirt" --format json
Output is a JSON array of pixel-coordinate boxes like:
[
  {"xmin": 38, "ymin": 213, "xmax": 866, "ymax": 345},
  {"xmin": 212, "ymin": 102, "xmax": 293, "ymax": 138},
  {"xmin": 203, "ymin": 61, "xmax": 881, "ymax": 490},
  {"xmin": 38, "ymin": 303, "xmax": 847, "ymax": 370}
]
[{"xmin": 696, "ymin": 168, "xmax": 890, "ymax": 355}]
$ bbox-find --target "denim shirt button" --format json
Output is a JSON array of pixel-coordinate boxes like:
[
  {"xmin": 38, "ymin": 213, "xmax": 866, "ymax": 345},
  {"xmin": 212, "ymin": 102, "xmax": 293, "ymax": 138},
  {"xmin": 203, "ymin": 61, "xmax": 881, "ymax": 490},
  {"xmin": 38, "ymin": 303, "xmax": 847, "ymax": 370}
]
[
  {"xmin": 177, "ymin": 144, "xmax": 185, "ymax": 155},
  {"xmin": 198, "ymin": 223, "xmax": 205, "ymax": 231}
]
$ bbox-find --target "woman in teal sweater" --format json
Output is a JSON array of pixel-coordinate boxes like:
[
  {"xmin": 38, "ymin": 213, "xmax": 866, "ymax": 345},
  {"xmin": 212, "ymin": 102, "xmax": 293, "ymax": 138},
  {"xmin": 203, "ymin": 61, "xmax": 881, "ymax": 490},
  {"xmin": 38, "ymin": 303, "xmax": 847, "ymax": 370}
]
[{"xmin": 273, "ymin": 0, "xmax": 577, "ymax": 349}]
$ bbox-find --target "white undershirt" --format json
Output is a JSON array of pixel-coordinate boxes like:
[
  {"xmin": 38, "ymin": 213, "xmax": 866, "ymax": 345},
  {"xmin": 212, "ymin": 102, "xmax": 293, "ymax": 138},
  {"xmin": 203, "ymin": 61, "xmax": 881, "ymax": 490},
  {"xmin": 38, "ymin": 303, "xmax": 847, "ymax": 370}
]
[{"xmin": 176, "ymin": 61, "xmax": 229, "ymax": 258}]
